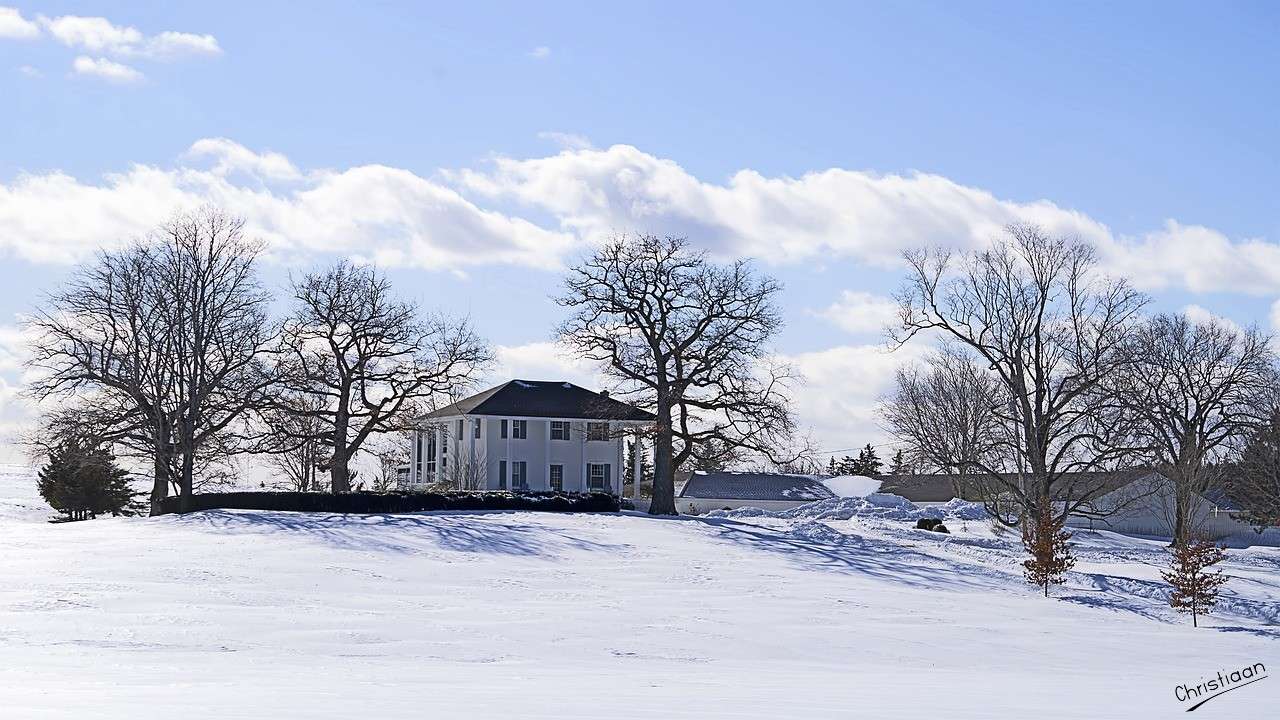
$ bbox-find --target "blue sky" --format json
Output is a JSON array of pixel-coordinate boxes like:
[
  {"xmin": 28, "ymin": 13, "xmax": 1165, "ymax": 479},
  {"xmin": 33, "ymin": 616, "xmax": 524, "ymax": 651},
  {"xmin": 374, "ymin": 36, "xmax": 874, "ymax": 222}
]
[{"xmin": 2, "ymin": 1, "xmax": 1279, "ymax": 462}]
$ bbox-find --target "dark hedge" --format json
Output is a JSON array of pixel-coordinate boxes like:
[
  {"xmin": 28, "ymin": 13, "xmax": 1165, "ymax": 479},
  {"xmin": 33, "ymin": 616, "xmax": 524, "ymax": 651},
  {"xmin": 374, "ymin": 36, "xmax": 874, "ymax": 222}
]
[{"xmin": 157, "ymin": 490, "xmax": 620, "ymax": 515}]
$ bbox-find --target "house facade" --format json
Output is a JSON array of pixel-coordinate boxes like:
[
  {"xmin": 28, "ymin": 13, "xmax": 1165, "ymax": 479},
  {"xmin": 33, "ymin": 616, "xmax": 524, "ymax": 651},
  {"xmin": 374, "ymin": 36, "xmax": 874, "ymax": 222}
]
[{"xmin": 408, "ymin": 380, "xmax": 654, "ymax": 496}]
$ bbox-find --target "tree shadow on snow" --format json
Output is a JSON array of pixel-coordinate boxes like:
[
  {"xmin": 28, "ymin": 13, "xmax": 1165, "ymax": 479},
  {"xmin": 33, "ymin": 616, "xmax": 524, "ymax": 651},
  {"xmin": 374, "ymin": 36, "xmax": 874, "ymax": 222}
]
[
  {"xmin": 691, "ymin": 517, "xmax": 1009, "ymax": 593},
  {"xmin": 169, "ymin": 510, "xmax": 624, "ymax": 557}
]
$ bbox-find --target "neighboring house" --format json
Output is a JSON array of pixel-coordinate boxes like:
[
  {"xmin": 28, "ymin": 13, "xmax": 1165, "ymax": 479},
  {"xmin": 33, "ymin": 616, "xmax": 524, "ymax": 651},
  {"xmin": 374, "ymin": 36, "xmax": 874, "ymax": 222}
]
[
  {"xmin": 409, "ymin": 380, "xmax": 654, "ymax": 495},
  {"xmin": 678, "ymin": 471, "xmax": 836, "ymax": 515},
  {"xmin": 1065, "ymin": 471, "xmax": 1280, "ymax": 547},
  {"xmin": 881, "ymin": 470, "xmax": 1280, "ymax": 547},
  {"xmin": 878, "ymin": 471, "xmax": 1142, "ymax": 504}
]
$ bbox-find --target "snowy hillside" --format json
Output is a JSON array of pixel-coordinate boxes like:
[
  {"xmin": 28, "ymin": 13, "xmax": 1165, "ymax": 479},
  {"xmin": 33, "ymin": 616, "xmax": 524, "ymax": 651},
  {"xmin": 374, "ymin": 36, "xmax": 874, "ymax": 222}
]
[{"xmin": 1, "ymin": 467, "xmax": 1276, "ymax": 718}]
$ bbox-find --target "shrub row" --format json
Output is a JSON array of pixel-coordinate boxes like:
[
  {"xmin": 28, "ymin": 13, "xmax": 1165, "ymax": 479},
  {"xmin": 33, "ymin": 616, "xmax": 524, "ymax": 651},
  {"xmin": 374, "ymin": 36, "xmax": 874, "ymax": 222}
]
[{"xmin": 157, "ymin": 490, "xmax": 620, "ymax": 515}]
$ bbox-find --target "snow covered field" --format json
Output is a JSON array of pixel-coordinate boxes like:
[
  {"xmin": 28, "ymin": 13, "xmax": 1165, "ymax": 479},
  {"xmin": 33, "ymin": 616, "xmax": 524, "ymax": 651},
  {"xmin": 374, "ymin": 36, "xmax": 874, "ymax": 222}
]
[{"xmin": 1, "ymin": 463, "xmax": 1276, "ymax": 718}]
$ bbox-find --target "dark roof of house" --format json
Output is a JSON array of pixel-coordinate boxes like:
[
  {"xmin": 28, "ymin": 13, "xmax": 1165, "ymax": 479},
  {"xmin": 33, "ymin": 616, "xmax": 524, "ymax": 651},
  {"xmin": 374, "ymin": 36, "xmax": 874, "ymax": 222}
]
[
  {"xmin": 421, "ymin": 380, "xmax": 655, "ymax": 422},
  {"xmin": 877, "ymin": 469, "xmax": 1156, "ymax": 503},
  {"xmin": 678, "ymin": 471, "xmax": 836, "ymax": 502}
]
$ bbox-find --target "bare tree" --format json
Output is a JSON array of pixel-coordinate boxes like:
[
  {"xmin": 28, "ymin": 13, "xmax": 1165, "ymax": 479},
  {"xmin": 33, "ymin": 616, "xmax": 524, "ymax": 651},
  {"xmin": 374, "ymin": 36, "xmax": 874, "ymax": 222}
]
[
  {"xmin": 441, "ymin": 451, "xmax": 489, "ymax": 491},
  {"xmin": 271, "ymin": 261, "xmax": 492, "ymax": 493},
  {"xmin": 1104, "ymin": 314, "xmax": 1277, "ymax": 545},
  {"xmin": 26, "ymin": 208, "xmax": 273, "ymax": 514},
  {"xmin": 365, "ymin": 433, "xmax": 411, "ymax": 492},
  {"xmin": 259, "ymin": 393, "xmax": 328, "ymax": 492},
  {"xmin": 893, "ymin": 224, "xmax": 1148, "ymax": 526},
  {"xmin": 1225, "ymin": 409, "xmax": 1280, "ymax": 530},
  {"xmin": 880, "ymin": 344, "xmax": 1008, "ymax": 498},
  {"xmin": 557, "ymin": 234, "xmax": 797, "ymax": 515}
]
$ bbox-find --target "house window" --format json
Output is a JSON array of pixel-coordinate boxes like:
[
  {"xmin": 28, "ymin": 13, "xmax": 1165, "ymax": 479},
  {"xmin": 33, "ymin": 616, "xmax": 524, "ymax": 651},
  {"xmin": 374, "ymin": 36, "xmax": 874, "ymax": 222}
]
[
  {"xmin": 474, "ymin": 419, "xmax": 481, "ymax": 439},
  {"xmin": 550, "ymin": 421, "xmax": 570, "ymax": 440},
  {"xmin": 588, "ymin": 463, "xmax": 611, "ymax": 491},
  {"xmin": 500, "ymin": 420, "xmax": 507, "ymax": 439},
  {"xmin": 549, "ymin": 464, "xmax": 563, "ymax": 491},
  {"xmin": 511, "ymin": 420, "xmax": 527, "ymax": 439},
  {"xmin": 587, "ymin": 422, "xmax": 610, "ymax": 441},
  {"xmin": 499, "ymin": 460, "xmax": 507, "ymax": 490},
  {"xmin": 456, "ymin": 419, "xmax": 463, "ymax": 440},
  {"xmin": 512, "ymin": 461, "xmax": 527, "ymax": 490}
]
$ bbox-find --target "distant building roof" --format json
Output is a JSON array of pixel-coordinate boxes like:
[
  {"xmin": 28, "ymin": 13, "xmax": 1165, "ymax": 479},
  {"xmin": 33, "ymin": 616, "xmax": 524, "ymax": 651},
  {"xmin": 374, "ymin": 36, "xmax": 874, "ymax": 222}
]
[
  {"xmin": 878, "ymin": 469, "xmax": 1155, "ymax": 503},
  {"xmin": 678, "ymin": 471, "xmax": 836, "ymax": 502},
  {"xmin": 421, "ymin": 380, "xmax": 655, "ymax": 422}
]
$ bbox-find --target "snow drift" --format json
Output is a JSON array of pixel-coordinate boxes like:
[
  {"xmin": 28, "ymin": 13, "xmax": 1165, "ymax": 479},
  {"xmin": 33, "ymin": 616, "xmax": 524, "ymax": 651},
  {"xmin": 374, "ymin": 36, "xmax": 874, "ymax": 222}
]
[{"xmin": 708, "ymin": 492, "xmax": 987, "ymax": 523}]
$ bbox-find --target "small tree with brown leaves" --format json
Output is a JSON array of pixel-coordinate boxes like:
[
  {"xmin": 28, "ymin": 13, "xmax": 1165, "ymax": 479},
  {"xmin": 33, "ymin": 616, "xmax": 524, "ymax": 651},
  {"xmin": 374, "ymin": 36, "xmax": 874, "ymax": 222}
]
[
  {"xmin": 1021, "ymin": 505, "xmax": 1075, "ymax": 597},
  {"xmin": 1162, "ymin": 539, "xmax": 1228, "ymax": 627}
]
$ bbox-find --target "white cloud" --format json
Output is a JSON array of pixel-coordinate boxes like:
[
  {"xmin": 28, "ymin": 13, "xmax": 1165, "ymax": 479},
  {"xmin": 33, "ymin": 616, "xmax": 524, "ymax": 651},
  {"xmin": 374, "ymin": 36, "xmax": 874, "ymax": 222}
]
[
  {"xmin": 7, "ymin": 139, "xmax": 1280, "ymax": 301},
  {"xmin": 42, "ymin": 14, "xmax": 141, "ymax": 53},
  {"xmin": 492, "ymin": 341, "xmax": 605, "ymax": 389},
  {"xmin": 454, "ymin": 144, "xmax": 1280, "ymax": 295},
  {"xmin": 72, "ymin": 55, "xmax": 143, "ymax": 83},
  {"xmin": 26, "ymin": 12, "xmax": 219, "ymax": 67},
  {"xmin": 816, "ymin": 290, "xmax": 899, "ymax": 335},
  {"xmin": 528, "ymin": 46, "xmax": 551, "ymax": 59},
  {"xmin": 141, "ymin": 30, "xmax": 220, "ymax": 59},
  {"xmin": 17, "ymin": 64, "xmax": 40, "ymax": 77},
  {"xmin": 0, "ymin": 138, "xmax": 577, "ymax": 270},
  {"xmin": 1181, "ymin": 304, "xmax": 1244, "ymax": 334},
  {"xmin": 453, "ymin": 144, "xmax": 1108, "ymax": 268},
  {"xmin": 537, "ymin": 131, "xmax": 594, "ymax": 151},
  {"xmin": 186, "ymin": 138, "xmax": 301, "ymax": 181},
  {"xmin": 780, "ymin": 343, "xmax": 930, "ymax": 453},
  {"xmin": 0, "ymin": 6, "xmax": 38, "ymax": 39}
]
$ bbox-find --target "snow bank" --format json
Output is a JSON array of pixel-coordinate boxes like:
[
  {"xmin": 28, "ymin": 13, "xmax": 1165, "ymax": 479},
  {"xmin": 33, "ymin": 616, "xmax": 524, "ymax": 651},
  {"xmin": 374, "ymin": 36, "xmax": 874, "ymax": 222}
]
[
  {"xmin": 820, "ymin": 475, "xmax": 881, "ymax": 498},
  {"xmin": 709, "ymin": 492, "xmax": 988, "ymax": 523}
]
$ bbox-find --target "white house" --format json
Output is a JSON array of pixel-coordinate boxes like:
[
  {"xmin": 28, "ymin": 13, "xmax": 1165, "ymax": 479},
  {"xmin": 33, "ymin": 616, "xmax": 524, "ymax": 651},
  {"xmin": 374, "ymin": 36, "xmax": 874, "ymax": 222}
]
[{"xmin": 408, "ymin": 379, "xmax": 654, "ymax": 496}]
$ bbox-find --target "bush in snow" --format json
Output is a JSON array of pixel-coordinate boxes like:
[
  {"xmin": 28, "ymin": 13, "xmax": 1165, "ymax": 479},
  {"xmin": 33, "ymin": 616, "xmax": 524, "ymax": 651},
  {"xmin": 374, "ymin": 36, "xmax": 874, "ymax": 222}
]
[
  {"xmin": 1162, "ymin": 538, "xmax": 1228, "ymax": 628},
  {"xmin": 1021, "ymin": 509, "xmax": 1075, "ymax": 597},
  {"xmin": 37, "ymin": 442, "xmax": 141, "ymax": 521}
]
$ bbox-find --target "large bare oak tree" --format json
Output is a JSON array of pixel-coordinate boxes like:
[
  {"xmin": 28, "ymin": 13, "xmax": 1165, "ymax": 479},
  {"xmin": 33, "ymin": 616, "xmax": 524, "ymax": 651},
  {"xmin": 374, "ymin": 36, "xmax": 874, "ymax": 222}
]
[
  {"xmin": 26, "ymin": 208, "xmax": 273, "ymax": 514},
  {"xmin": 270, "ymin": 261, "xmax": 492, "ymax": 493},
  {"xmin": 557, "ymin": 234, "xmax": 796, "ymax": 515},
  {"xmin": 893, "ymin": 224, "xmax": 1148, "ymax": 526},
  {"xmin": 1104, "ymin": 313, "xmax": 1277, "ymax": 544}
]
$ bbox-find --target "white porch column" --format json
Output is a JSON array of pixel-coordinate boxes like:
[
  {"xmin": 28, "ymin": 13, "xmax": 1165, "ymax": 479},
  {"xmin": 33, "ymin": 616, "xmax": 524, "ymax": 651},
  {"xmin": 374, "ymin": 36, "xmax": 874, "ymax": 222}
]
[
  {"xmin": 410, "ymin": 430, "xmax": 420, "ymax": 485},
  {"xmin": 434, "ymin": 425, "xmax": 443, "ymax": 484},
  {"xmin": 544, "ymin": 419, "xmax": 552, "ymax": 490},
  {"xmin": 631, "ymin": 431, "xmax": 643, "ymax": 500}
]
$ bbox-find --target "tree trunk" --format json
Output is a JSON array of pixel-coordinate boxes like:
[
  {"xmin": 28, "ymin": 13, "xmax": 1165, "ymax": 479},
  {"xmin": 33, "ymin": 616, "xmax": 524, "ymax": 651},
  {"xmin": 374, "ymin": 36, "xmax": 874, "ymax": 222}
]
[
  {"xmin": 178, "ymin": 446, "xmax": 195, "ymax": 513},
  {"xmin": 149, "ymin": 453, "xmax": 168, "ymax": 516},
  {"xmin": 331, "ymin": 451, "xmax": 350, "ymax": 493},
  {"xmin": 1172, "ymin": 493, "xmax": 1188, "ymax": 548},
  {"xmin": 149, "ymin": 423, "xmax": 170, "ymax": 516},
  {"xmin": 649, "ymin": 395, "xmax": 677, "ymax": 515},
  {"xmin": 330, "ymin": 394, "xmax": 351, "ymax": 493}
]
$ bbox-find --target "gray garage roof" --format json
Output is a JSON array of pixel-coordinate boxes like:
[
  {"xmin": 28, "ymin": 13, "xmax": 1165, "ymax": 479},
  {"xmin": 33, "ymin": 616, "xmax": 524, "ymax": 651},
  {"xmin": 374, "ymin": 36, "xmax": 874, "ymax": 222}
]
[
  {"xmin": 678, "ymin": 471, "xmax": 836, "ymax": 502},
  {"xmin": 421, "ymin": 380, "xmax": 655, "ymax": 422},
  {"xmin": 878, "ymin": 469, "xmax": 1157, "ymax": 503}
]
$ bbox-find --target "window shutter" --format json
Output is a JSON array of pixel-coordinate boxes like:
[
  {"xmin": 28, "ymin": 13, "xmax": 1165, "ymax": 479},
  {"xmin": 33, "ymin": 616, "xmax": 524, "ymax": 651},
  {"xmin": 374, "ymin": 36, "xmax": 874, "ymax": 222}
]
[
  {"xmin": 499, "ymin": 460, "xmax": 507, "ymax": 489},
  {"xmin": 501, "ymin": 420, "xmax": 508, "ymax": 439}
]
